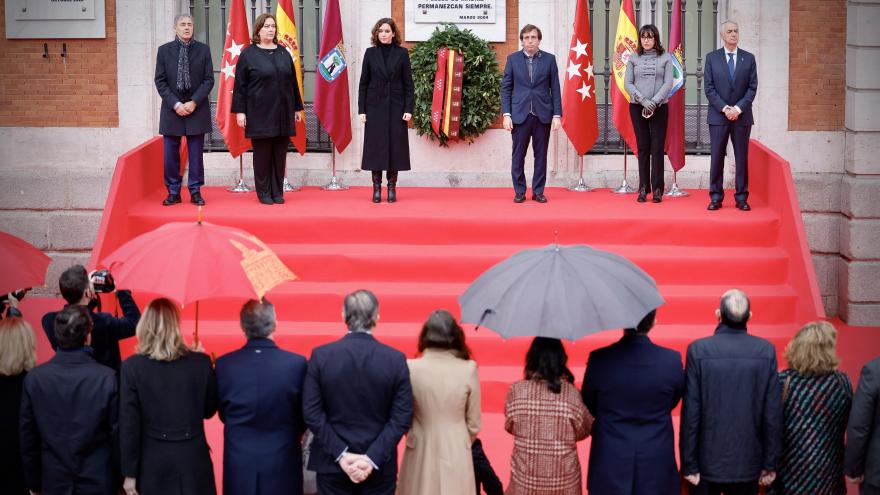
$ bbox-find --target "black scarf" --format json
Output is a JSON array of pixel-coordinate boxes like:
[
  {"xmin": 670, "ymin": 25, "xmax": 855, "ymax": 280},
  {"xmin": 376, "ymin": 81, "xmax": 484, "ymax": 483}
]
[{"xmin": 176, "ymin": 37, "xmax": 193, "ymax": 92}]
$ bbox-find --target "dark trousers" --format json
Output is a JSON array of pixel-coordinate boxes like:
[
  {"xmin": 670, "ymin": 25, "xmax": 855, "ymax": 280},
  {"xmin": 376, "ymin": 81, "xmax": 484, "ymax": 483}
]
[
  {"xmin": 472, "ymin": 439, "xmax": 503, "ymax": 495},
  {"xmin": 688, "ymin": 480, "xmax": 759, "ymax": 495},
  {"xmin": 629, "ymin": 103, "xmax": 668, "ymax": 196},
  {"xmin": 371, "ymin": 170, "xmax": 398, "ymax": 185},
  {"xmin": 163, "ymin": 134, "xmax": 205, "ymax": 196},
  {"xmin": 252, "ymin": 136, "xmax": 288, "ymax": 201},
  {"xmin": 709, "ymin": 123, "xmax": 751, "ymax": 203},
  {"xmin": 511, "ymin": 113, "xmax": 550, "ymax": 195},
  {"xmin": 316, "ymin": 471, "xmax": 396, "ymax": 495}
]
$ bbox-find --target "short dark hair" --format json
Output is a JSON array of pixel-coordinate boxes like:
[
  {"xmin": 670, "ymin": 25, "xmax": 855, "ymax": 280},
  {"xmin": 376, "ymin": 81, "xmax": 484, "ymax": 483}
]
[
  {"xmin": 370, "ymin": 17, "xmax": 401, "ymax": 46},
  {"xmin": 59, "ymin": 265, "xmax": 89, "ymax": 304},
  {"xmin": 519, "ymin": 24, "xmax": 542, "ymax": 40},
  {"xmin": 637, "ymin": 24, "xmax": 665, "ymax": 55},
  {"xmin": 524, "ymin": 337, "xmax": 574, "ymax": 394},
  {"xmin": 251, "ymin": 13, "xmax": 278, "ymax": 46},
  {"xmin": 343, "ymin": 290, "xmax": 379, "ymax": 332},
  {"xmin": 54, "ymin": 305, "xmax": 92, "ymax": 350},
  {"xmin": 418, "ymin": 310, "xmax": 471, "ymax": 360},
  {"xmin": 625, "ymin": 309, "xmax": 657, "ymax": 335},
  {"xmin": 240, "ymin": 298, "xmax": 276, "ymax": 339}
]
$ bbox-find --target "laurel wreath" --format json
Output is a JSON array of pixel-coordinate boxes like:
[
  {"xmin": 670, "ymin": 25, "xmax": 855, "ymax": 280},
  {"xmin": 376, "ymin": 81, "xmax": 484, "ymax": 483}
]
[{"xmin": 410, "ymin": 24, "xmax": 502, "ymax": 147}]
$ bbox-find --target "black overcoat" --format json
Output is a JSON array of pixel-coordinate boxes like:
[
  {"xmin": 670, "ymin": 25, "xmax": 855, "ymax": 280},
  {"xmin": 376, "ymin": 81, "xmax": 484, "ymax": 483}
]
[
  {"xmin": 231, "ymin": 45, "xmax": 304, "ymax": 139},
  {"xmin": 120, "ymin": 352, "xmax": 218, "ymax": 495},
  {"xmin": 154, "ymin": 39, "xmax": 215, "ymax": 136},
  {"xmin": 358, "ymin": 45, "xmax": 414, "ymax": 171},
  {"xmin": 19, "ymin": 351, "xmax": 119, "ymax": 495},
  {"xmin": 215, "ymin": 338, "xmax": 308, "ymax": 495},
  {"xmin": 1, "ymin": 373, "xmax": 27, "ymax": 495}
]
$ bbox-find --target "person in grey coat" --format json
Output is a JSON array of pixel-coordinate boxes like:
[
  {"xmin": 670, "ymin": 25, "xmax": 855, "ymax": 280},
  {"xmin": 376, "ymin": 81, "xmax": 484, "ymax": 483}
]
[
  {"xmin": 154, "ymin": 13, "xmax": 214, "ymax": 207},
  {"xmin": 845, "ymin": 356, "xmax": 880, "ymax": 495},
  {"xmin": 625, "ymin": 24, "xmax": 674, "ymax": 203}
]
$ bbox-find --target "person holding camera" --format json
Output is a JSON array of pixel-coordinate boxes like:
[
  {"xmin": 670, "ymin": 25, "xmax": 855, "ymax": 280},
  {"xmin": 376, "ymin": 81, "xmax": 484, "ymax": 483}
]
[
  {"xmin": 624, "ymin": 24, "xmax": 674, "ymax": 204},
  {"xmin": 41, "ymin": 265, "xmax": 141, "ymax": 371},
  {"xmin": 1, "ymin": 290, "xmax": 25, "ymax": 319}
]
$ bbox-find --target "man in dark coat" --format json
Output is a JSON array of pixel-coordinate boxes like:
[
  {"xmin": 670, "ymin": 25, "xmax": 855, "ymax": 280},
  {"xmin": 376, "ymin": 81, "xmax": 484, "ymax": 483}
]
[
  {"xmin": 20, "ymin": 305, "xmax": 119, "ymax": 495},
  {"xmin": 582, "ymin": 310, "xmax": 684, "ymax": 495},
  {"xmin": 302, "ymin": 290, "xmax": 413, "ymax": 495},
  {"xmin": 845, "ymin": 355, "xmax": 880, "ymax": 495},
  {"xmin": 704, "ymin": 20, "xmax": 758, "ymax": 212},
  {"xmin": 155, "ymin": 13, "xmax": 214, "ymax": 206},
  {"xmin": 501, "ymin": 24, "xmax": 562, "ymax": 204},
  {"xmin": 680, "ymin": 289, "xmax": 783, "ymax": 495},
  {"xmin": 216, "ymin": 298, "xmax": 308, "ymax": 495},
  {"xmin": 42, "ymin": 264, "xmax": 140, "ymax": 371}
]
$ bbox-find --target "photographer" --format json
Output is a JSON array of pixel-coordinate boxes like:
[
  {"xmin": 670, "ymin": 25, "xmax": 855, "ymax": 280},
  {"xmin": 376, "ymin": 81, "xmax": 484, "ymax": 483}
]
[{"xmin": 41, "ymin": 265, "xmax": 140, "ymax": 371}]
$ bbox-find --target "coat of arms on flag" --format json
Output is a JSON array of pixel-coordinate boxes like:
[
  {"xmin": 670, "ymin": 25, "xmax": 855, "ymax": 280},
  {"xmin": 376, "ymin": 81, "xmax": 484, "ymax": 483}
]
[
  {"xmin": 669, "ymin": 45, "xmax": 685, "ymax": 97},
  {"xmin": 319, "ymin": 45, "xmax": 347, "ymax": 82}
]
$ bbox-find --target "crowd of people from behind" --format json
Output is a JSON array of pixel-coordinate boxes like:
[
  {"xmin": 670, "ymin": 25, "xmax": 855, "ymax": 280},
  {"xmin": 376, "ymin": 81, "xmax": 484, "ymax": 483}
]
[{"xmin": 1, "ymin": 267, "xmax": 879, "ymax": 495}]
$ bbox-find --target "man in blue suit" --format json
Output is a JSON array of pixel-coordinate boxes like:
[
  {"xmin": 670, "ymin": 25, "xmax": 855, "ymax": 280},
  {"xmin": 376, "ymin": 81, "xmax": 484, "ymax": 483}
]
[
  {"xmin": 154, "ymin": 13, "xmax": 214, "ymax": 206},
  {"xmin": 302, "ymin": 290, "xmax": 413, "ymax": 495},
  {"xmin": 501, "ymin": 24, "xmax": 562, "ymax": 203},
  {"xmin": 704, "ymin": 20, "xmax": 758, "ymax": 211},
  {"xmin": 581, "ymin": 310, "xmax": 685, "ymax": 495},
  {"xmin": 215, "ymin": 298, "xmax": 308, "ymax": 495}
]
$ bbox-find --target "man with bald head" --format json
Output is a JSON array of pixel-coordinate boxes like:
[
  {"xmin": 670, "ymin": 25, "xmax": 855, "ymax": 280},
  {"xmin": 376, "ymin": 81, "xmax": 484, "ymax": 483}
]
[{"xmin": 680, "ymin": 289, "xmax": 783, "ymax": 495}]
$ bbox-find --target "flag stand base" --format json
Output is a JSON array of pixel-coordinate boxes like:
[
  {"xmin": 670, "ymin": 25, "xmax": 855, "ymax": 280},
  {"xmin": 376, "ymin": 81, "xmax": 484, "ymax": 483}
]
[
  {"xmin": 664, "ymin": 181, "xmax": 689, "ymax": 197},
  {"xmin": 282, "ymin": 177, "xmax": 300, "ymax": 192},
  {"xmin": 321, "ymin": 176, "xmax": 348, "ymax": 191},
  {"xmin": 611, "ymin": 179, "xmax": 636, "ymax": 194},
  {"xmin": 228, "ymin": 157, "xmax": 252, "ymax": 193},
  {"xmin": 568, "ymin": 155, "xmax": 593, "ymax": 192}
]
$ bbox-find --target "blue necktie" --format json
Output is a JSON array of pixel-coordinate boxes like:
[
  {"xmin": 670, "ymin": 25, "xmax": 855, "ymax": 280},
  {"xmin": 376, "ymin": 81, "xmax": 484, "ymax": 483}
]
[{"xmin": 727, "ymin": 53, "xmax": 735, "ymax": 81}]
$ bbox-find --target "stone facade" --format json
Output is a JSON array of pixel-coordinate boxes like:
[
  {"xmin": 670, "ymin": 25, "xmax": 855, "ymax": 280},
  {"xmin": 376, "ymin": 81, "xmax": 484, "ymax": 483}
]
[{"xmin": 0, "ymin": 0, "xmax": 877, "ymax": 325}]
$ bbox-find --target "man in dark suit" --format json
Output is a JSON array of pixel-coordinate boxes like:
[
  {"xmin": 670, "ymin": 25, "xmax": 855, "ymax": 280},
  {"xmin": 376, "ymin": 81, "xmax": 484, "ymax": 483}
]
[
  {"xmin": 845, "ymin": 356, "xmax": 880, "ymax": 495},
  {"xmin": 42, "ymin": 264, "xmax": 140, "ymax": 371},
  {"xmin": 20, "ymin": 305, "xmax": 119, "ymax": 495},
  {"xmin": 582, "ymin": 310, "xmax": 684, "ymax": 495},
  {"xmin": 501, "ymin": 24, "xmax": 562, "ymax": 204},
  {"xmin": 155, "ymin": 13, "xmax": 214, "ymax": 206},
  {"xmin": 680, "ymin": 289, "xmax": 782, "ymax": 495},
  {"xmin": 302, "ymin": 290, "xmax": 413, "ymax": 495},
  {"xmin": 704, "ymin": 20, "xmax": 758, "ymax": 212},
  {"xmin": 215, "ymin": 298, "xmax": 309, "ymax": 495}
]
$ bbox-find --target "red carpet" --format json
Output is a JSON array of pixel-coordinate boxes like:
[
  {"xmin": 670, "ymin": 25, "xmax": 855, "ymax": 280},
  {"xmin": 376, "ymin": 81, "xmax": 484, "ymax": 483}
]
[{"xmin": 23, "ymin": 137, "xmax": 867, "ymax": 493}]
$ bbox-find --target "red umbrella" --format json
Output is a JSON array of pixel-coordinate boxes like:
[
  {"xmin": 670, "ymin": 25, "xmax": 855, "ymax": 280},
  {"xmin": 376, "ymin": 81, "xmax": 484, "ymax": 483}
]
[
  {"xmin": 0, "ymin": 231, "xmax": 51, "ymax": 295},
  {"xmin": 100, "ymin": 220, "xmax": 296, "ymax": 341}
]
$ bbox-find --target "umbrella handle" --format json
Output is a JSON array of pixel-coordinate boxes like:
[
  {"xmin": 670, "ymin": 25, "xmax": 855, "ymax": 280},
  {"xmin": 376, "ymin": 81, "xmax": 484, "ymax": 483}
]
[
  {"xmin": 193, "ymin": 301, "xmax": 200, "ymax": 347},
  {"xmin": 475, "ymin": 309, "xmax": 494, "ymax": 330}
]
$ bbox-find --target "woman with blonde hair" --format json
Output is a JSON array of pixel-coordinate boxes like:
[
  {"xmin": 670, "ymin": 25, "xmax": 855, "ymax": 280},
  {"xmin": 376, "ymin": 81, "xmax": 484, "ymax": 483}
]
[
  {"xmin": 120, "ymin": 298, "xmax": 218, "ymax": 495},
  {"xmin": 770, "ymin": 320, "xmax": 853, "ymax": 495},
  {"xmin": 0, "ymin": 317, "xmax": 37, "ymax": 495}
]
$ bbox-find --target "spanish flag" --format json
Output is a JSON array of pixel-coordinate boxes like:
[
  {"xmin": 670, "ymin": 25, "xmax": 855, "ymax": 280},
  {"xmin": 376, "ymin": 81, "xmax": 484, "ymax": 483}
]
[
  {"xmin": 276, "ymin": 0, "xmax": 307, "ymax": 155},
  {"xmin": 611, "ymin": 0, "xmax": 638, "ymax": 152}
]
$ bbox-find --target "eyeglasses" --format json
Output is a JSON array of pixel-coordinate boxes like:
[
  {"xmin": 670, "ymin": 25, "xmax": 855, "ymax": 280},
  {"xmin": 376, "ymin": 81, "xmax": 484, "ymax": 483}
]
[{"xmin": 640, "ymin": 35, "xmax": 654, "ymax": 39}]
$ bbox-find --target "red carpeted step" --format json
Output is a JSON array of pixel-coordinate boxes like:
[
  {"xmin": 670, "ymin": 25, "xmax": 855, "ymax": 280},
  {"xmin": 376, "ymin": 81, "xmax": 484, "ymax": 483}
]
[
  {"xmin": 268, "ymin": 243, "xmax": 790, "ymax": 285},
  {"xmin": 179, "ymin": 281, "xmax": 799, "ymax": 325}
]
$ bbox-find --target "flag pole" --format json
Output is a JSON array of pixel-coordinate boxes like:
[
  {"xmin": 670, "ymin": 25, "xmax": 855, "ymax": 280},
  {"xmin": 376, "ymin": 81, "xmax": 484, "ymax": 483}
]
[
  {"xmin": 568, "ymin": 154, "xmax": 593, "ymax": 192},
  {"xmin": 321, "ymin": 142, "xmax": 348, "ymax": 190},
  {"xmin": 228, "ymin": 155, "xmax": 251, "ymax": 192},
  {"xmin": 612, "ymin": 142, "xmax": 636, "ymax": 193},
  {"xmin": 664, "ymin": 168, "xmax": 689, "ymax": 197}
]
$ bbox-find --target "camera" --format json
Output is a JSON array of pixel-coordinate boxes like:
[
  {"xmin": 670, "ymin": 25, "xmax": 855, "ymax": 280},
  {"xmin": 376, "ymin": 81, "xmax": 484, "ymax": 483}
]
[
  {"xmin": 90, "ymin": 269, "xmax": 116, "ymax": 293},
  {"xmin": 0, "ymin": 288, "xmax": 29, "ymax": 305}
]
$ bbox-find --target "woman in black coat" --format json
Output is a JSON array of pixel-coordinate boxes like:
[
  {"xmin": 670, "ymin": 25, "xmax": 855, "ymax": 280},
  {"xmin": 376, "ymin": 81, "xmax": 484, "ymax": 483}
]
[
  {"xmin": 358, "ymin": 17, "xmax": 414, "ymax": 203},
  {"xmin": 120, "ymin": 299, "xmax": 218, "ymax": 495},
  {"xmin": 0, "ymin": 316, "xmax": 37, "ymax": 495},
  {"xmin": 232, "ymin": 13, "xmax": 304, "ymax": 205}
]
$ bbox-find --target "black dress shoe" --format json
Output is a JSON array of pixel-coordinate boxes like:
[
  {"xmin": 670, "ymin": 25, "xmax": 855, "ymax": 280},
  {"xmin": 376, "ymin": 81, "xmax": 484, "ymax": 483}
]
[
  {"xmin": 162, "ymin": 194, "xmax": 181, "ymax": 206},
  {"xmin": 652, "ymin": 195, "xmax": 662, "ymax": 203},
  {"xmin": 707, "ymin": 201, "xmax": 722, "ymax": 211},
  {"xmin": 736, "ymin": 201, "xmax": 751, "ymax": 211},
  {"xmin": 513, "ymin": 194, "xmax": 526, "ymax": 203},
  {"xmin": 258, "ymin": 195, "xmax": 274, "ymax": 205},
  {"xmin": 532, "ymin": 194, "xmax": 548, "ymax": 203},
  {"xmin": 637, "ymin": 193, "xmax": 647, "ymax": 203},
  {"xmin": 190, "ymin": 192, "xmax": 205, "ymax": 206},
  {"xmin": 273, "ymin": 196, "xmax": 285, "ymax": 204}
]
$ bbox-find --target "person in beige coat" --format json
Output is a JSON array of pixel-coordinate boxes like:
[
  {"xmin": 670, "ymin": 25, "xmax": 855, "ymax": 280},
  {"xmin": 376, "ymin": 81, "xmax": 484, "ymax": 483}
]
[{"xmin": 397, "ymin": 310, "xmax": 481, "ymax": 495}]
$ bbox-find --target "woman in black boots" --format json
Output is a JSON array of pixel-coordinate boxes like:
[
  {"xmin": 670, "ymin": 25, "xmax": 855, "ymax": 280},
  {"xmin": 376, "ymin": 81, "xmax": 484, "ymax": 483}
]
[{"xmin": 358, "ymin": 17, "xmax": 414, "ymax": 203}]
